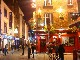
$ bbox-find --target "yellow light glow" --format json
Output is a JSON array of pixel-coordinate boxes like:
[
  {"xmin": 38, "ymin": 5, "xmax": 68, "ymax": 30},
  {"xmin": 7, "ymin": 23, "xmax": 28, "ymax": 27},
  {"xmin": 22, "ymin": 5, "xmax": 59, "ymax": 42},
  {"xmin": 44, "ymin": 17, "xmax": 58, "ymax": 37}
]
[
  {"xmin": 14, "ymin": 28, "xmax": 18, "ymax": 33},
  {"xmin": 38, "ymin": 8, "xmax": 41, "ymax": 15},
  {"xmin": 56, "ymin": 7, "xmax": 64, "ymax": 13},
  {"xmin": 40, "ymin": 23, "xmax": 44, "ymax": 26},
  {"xmin": 32, "ymin": 0, "xmax": 36, "ymax": 2}
]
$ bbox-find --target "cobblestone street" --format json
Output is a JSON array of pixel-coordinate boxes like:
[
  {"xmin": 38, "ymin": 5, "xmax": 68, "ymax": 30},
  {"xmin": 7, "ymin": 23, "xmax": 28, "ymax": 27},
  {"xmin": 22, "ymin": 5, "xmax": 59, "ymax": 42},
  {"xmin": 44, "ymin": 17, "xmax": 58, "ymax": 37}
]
[{"xmin": 0, "ymin": 48, "xmax": 73, "ymax": 60}]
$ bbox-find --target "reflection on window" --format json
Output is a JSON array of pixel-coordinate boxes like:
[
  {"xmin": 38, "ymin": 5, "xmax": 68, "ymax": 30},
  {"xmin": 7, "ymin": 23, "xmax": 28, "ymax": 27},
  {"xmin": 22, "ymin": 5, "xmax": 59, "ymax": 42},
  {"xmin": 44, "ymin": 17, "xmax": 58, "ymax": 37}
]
[
  {"xmin": 44, "ymin": 0, "xmax": 52, "ymax": 6},
  {"xmin": 62, "ymin": 36, "xmax": 75, "ymax": 46}
]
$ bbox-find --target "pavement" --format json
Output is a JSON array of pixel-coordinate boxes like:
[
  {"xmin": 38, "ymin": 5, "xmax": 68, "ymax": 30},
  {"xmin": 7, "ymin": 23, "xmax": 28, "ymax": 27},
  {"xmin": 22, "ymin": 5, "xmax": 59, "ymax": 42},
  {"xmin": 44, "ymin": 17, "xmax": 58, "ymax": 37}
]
[{"xmin": 0, "ymin": 48, "xmax": 73, "ymax": 60}]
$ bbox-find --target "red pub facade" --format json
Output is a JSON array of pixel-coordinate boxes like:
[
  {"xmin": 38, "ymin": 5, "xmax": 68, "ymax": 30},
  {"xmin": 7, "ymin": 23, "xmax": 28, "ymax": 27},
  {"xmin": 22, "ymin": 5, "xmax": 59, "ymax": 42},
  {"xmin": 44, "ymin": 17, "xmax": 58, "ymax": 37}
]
[{"xmin": 35, "ymin": 29, "xmax": 80, "ymax": 53}]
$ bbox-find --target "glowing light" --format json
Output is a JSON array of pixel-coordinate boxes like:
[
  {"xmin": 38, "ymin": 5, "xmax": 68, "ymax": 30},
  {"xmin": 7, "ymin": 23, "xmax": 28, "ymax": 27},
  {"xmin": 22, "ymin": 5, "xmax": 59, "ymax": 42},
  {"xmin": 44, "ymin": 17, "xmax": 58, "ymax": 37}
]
[
  {"xmin": 38, "ymin": 8, "xmax": 42, "ymax": 15},
  {"xmin": 72, "ymin": 13, "xmax": 75, "ymax": 16},
  {"xmin": 53, "ymin": 36, "xmax": 57, "ymax": 38},
  {"xmin": 32, "ymin": 0, "xmax": 36, "ymax": 2},
  {"xmin": 14, "ymin": 28, "xmax": 18, "ymax": 33},
  {"xmin": 56, "ymin": 7, "xmax": 64, "ymax": 13},
  {"xmin": 31, "ymin": 3, "xmax": 36, "ymax": 8},
  {"xmin": 40, "ymin": 23, "xmax": 44, "ymax": 26}
]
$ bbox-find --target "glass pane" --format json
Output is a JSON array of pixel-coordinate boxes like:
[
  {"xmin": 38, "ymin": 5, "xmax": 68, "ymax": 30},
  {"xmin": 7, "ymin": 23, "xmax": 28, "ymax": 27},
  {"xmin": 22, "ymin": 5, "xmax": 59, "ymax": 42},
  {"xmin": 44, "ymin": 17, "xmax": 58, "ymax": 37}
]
[{"xmin": 62, "ymin": 36, "xmax": 75, "ymax": 46}]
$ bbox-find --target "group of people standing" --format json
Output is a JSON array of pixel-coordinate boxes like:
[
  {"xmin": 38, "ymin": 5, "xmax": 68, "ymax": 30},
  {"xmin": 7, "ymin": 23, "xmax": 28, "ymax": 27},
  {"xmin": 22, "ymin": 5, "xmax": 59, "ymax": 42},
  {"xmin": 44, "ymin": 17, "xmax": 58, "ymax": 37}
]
[{"xmin": 48, "ymin": 42, "xmax": 65, "ymax": 60}]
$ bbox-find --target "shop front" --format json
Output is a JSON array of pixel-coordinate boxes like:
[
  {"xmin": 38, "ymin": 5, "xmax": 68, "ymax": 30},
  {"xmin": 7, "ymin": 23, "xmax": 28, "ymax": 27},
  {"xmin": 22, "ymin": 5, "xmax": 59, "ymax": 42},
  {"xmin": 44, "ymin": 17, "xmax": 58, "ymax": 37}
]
[
  {"xmin": 49, "ymin": 30, "xmax": 79, "ymax": 53},
  {"xmin": 36, "ymin": 34, "xmax": 48, "ymax": 53}
]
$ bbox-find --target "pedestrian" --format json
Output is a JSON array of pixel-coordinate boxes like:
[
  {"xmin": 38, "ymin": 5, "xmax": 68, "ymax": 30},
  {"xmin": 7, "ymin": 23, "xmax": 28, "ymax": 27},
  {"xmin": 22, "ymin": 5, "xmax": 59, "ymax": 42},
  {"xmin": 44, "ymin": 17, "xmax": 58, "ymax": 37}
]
[
  {"xmin": 28, "ymin": 45, "xmax": 31, "ymax": 59},
  {"xmin": 54, "ymin": 42, "xmax": 59, "ymax": 58},
  {"xmin": 58, "ymin": 44, "xmax": 65, "ymax": 60},
  {"xmin": 6, "ymin": 44, "xmax": 8, "ymax": 54},
  {"xmin": 11, "ymin": 44, "xmax": 14, "ymax": 54},
  {"xmin": 31, "ymin": 44, "xmax": 35, "ymax": 58},
  {"xmin": 4, "ymin": 45, "xmax": 7, "ymax": 56},
  {"xmin": 22, "ymin": 43, "xmax": 24, "ymax": 55}
]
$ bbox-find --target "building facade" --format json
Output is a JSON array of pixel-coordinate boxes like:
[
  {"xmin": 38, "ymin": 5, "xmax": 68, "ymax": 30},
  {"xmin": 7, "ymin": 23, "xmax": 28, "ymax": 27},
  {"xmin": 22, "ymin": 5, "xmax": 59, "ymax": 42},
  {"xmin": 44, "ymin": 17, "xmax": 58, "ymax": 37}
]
[
  {"xmin": 30, "ymin": 0, "xmax": 80, "ymax": 53},
  {"xmin": 33, "ymin": 0, "xmax": 78, "ymax": 29},
  {"xmin": 0, "ymin": 0, "xmax": 28, "ymax": 50}
]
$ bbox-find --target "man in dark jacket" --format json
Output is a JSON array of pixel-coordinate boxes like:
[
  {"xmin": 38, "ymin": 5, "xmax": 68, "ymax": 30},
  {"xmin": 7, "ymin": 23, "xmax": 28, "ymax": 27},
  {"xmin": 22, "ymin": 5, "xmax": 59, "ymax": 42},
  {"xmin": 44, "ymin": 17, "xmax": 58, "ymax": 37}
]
[
  {"xmin": 28, "ymin": 46, "xmax": 31, "ymax": 59},
  {"xmin": 58, "ymin": 44, "xmax": 65, "ymax": 60},
  {"xmin": 31, "ymin": 44, "xmax": 35, "ymax": 58},
  {"xmin": 22, "ymin": 43, "xmax": 24, "ymax": 55}
]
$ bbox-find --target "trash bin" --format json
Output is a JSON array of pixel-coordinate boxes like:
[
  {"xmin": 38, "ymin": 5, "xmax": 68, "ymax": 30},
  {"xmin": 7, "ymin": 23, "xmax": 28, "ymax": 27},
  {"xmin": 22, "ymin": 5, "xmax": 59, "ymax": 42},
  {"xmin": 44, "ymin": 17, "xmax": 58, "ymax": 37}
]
[
  {"xmin": 77, "ymin": 50, "xmax": 80, "ymax": 60},
  {"xmin": 73, "ymin": 49, "xmax": 77, "ymax": 60}
]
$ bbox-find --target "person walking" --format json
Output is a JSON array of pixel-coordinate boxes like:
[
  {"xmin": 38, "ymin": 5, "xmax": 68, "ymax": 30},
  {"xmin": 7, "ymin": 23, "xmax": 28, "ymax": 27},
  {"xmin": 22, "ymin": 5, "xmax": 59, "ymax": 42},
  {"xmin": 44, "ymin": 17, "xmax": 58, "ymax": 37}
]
[
  {"xmin": 22, "ymin": 43, "xmax": 24, "ymax": 55},
  {"xmin": 4, "ymin": 45, "xmax": 7, "ymax": 56},
  {"xmin": 11, "ymin": 44, "xmax": 14, "ymax": 54},
  {"xmin": 28, "ymin": 45, "xmax": 31, "ymax": 59},
  {"xmin": 31, "ymin": 44, "xmax": 35, "ymax": 58},
  {"xmin": 6, "ymin": 44, "xmax": 8, "ymax": 54},
  {"xmin": 58, "ymin": 44, "xmax": 65, "ymax": 60},
  {"xmin": 54, "ymin": 42, "xmax": 59, "ymax": 59}
]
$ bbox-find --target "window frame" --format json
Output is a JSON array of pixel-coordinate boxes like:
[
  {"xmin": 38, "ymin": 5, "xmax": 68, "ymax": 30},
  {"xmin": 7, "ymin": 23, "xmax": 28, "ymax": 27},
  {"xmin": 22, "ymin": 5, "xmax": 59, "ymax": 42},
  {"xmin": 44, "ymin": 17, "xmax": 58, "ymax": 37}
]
[
  {"xmin": 4, "ymin": 8, "xmax": 7, "ymax": 17},
  {"xmin": 44, "ymin": 0, "xmax": 52, "ymax": 6},
  {"xmin": 44, "ymin": 13, "xmax": 53, "ymax": 26},
  {"xmin": 67, "ymin": 0, "xmax": 73, "ymax": 5}
]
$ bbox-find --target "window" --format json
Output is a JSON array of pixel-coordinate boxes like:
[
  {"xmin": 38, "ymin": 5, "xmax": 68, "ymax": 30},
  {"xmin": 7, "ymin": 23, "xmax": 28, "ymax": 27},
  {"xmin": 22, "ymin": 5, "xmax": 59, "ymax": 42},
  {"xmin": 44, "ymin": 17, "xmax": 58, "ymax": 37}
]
[
  {"xmin": 44, "ymin": 13, "xmax": 53, "ymax": 26},
  {"xmin": 68, "ymin": 0, "xmax": 73, "ymax": 5},
  {"xmin": 68, "ymin": 12, "xmax": 72, "ymax": 21},
  {"xmin": 4, "ymin": 8, "xmax": 7, "ymax": 17},
  {"xmin": 9, "ymin": 12, "xmax": 12, "ymax": 28},
  {"xmin": 44, "ymin": 0, "xmax": 52, "ymax": 6},
  {"xmin": 4, "ymin": 22, "xmax": 7, "ymax": 33},
  {"xmin": 62, "ymin": 36, "xmax": 75, "ymax": 46}
]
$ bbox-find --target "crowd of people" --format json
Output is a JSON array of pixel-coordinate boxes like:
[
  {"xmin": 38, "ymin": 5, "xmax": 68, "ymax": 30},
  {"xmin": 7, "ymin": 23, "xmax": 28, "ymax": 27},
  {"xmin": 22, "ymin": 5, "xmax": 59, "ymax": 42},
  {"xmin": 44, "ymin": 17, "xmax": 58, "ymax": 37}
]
[
  {"xmin": 0, "ymin": 42, "xmax": 65, "ymax": 60},
  {"xmin": 47, "ymin": 42, "xmax": 65, "ymax": 60}
]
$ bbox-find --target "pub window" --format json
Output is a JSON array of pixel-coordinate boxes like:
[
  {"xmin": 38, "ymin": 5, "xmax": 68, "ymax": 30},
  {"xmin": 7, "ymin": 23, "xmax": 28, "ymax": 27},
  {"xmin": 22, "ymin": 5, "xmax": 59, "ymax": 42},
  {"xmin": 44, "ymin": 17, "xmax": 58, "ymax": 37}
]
[
  {"xmin": 44, "ymin": 0, "xmax": 52, "ymax": 6},
  {"xmin": 68, "ymin": 0, "xmax": 73, "ymax": 5},
  {"xmin": 62, "ymin": 36, "xmax": 75, "ymax": 46},
  {"xmin": 4, "ymin": 8, "xmax": 7, "ymax": 17}
]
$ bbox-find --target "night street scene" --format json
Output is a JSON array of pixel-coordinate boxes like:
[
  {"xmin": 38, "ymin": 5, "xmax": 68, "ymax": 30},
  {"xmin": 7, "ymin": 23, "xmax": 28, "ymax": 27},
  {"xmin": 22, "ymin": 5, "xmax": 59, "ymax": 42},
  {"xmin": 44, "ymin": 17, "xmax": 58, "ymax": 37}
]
[{"xmin": 0, "ymin": 0, "xmax": 80, "ymax": 60}]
